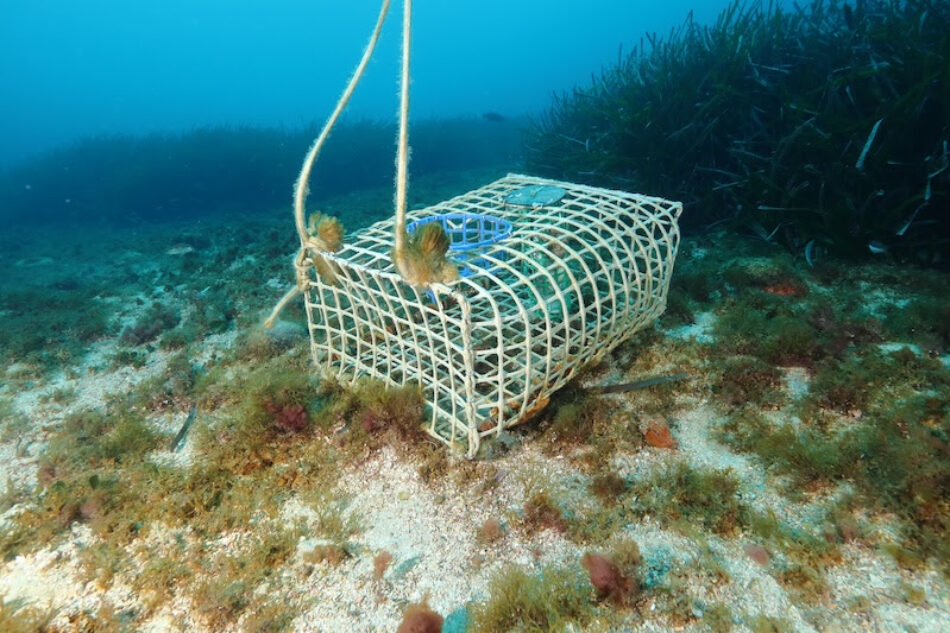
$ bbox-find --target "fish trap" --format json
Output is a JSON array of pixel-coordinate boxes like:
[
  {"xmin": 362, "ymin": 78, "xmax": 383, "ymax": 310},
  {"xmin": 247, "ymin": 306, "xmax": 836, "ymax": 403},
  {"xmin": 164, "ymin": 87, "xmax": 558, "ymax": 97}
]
[
  {"xmin": 297, "ymin": 174, "xmax": 682, "ymax": 457},
  {"xmin": 267, "ymin": 0, "xmax": 683, "ymax": 457}
]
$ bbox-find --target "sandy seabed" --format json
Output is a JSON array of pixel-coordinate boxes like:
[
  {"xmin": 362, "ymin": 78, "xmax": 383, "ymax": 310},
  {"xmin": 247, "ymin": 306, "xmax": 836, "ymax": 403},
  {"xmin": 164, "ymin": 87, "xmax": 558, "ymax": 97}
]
[{"xmin": 2, "ymin": 187, "xmax": 949, "ymax": 632}]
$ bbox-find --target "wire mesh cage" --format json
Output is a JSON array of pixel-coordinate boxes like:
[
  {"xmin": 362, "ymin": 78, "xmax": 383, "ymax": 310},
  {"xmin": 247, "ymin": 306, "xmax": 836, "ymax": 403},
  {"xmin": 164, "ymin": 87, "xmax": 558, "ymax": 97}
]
[{"xmin": 298, "ymin": 173, "xmax": 682, "ymax": 457}]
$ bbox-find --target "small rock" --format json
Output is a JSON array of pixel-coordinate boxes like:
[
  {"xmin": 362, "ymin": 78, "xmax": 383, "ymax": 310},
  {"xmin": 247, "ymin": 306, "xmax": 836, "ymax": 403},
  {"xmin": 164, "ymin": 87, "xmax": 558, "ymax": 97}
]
[
  {"xmin": 265, "ymin": 319, "xmax": 306, "ymax": 349},
  {"xmin": 397, "ymin": 602, "xmax": 443, "ymax": 633},
  {"xmin": 641, "ymin": 416, "xmax": 677, "ymax": 449},
  {"xmin": 743, "ymin": 543, "xmax": 770, "ymax": 566}
]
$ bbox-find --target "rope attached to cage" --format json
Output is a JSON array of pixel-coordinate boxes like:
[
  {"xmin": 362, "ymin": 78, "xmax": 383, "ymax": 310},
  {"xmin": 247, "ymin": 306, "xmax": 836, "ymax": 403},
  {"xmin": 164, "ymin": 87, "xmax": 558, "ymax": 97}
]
[
  {"xmin": 267, "ymin": 0, "xmax": 457, "ymax": 330},
  {"xmin": 387, "ymin": 0, "xmax": 459, "ymax": 287},
  {"xmin": 393, "ymin": 0, "xmax": 412, "ymax": 272},
  {"xmin": 265, "ymin": 0, "xmax": 391, "ymax": 329}
]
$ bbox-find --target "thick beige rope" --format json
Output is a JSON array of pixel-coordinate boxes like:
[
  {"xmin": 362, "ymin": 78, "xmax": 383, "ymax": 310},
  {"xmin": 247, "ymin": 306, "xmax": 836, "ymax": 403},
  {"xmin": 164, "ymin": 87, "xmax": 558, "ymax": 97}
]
[
  {"xmin": 293, "ymin": 0, "xmax": 391, "ymax": 245},
  {"xmin": 392, "ymin": 0, "xmax": 412, "ymax": 278},
  {"xmin": 265, "ymin": 0, "xmax": 391, "ymax": 329},
  {"xmin": 389, "ymin": 0, "xmax": 457, "ymax": 287}
]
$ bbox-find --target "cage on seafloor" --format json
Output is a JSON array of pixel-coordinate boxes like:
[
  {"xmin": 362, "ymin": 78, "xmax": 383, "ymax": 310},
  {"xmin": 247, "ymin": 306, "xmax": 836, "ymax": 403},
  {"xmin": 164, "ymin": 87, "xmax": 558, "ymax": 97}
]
[
  {"xmin": 297, "ymin": 174, "xmax": 682, "ymax": 457},
  {"xmin": 265, "ymin": 0, "xmax": 683, "ymax": 457}
]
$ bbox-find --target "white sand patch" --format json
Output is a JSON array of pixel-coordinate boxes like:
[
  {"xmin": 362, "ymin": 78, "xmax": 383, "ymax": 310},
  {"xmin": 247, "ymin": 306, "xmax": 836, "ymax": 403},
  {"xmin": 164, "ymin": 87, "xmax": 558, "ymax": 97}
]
[
  {"xmin": 673, "ymin": 406, "xmax": 757, "ymax": 475},
  {"xmin": 192, "ymin": 330, "xmax": 238, "ymax": 365},
  {"xmin": 782, "ymin": 366, "xmax": 810, "ymax": 400},
  {"xmin": 714, "ymin": 539, "xmax": 813, "ymax": 630},
  {"xmin": 289, "ymin": 445, "xmax": 587, "ymax": 631},
  {"xmin": 666, "ymin": 311, "xmax": 717, "ymax": 343},
  {"xmin": 859, "ymin": 284, "xmax": 909, "ymax": 320},
  {"xmin": 823, "ymin": 546, "xmax": 950, "ymax": 632},
  {"xmin": 874, "ymin": 602, "xmax": 950, "ymax": 633},
  {"xmin": 0, "ymin": 526, "xmax": 93, "ymax": 625},
  {"xmin": 0, "ymin": 439, "xmax": 38, "ymax": 495},
  {"xmin": 668, "ymin": 406, "xmax": 787, "ymax": 519},
  {"xmin": 139, "ymin": 612, "xmax": 187, "ymax": 633},
  {"xmin": 0, "ymin": 347, "xmax": 172, "ymax": 496}
]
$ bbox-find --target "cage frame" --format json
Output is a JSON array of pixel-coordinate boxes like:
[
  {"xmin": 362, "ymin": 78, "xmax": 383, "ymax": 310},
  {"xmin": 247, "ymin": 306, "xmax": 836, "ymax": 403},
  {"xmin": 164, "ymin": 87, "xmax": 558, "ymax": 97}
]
[{"xmin": 297, "ymin": 173, "xmax": 682, "ymax": 457}]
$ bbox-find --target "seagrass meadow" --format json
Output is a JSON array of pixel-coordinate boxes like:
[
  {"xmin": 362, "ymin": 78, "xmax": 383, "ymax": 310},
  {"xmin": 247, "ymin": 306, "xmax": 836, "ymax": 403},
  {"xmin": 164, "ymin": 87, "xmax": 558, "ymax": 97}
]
[
  {"xmin": 1, "ymin": 0, "xmax": 949, "ymax": 631},
  {"xmin": 526, "ymin": 0, "xmax": 950, "ymax": 264}
]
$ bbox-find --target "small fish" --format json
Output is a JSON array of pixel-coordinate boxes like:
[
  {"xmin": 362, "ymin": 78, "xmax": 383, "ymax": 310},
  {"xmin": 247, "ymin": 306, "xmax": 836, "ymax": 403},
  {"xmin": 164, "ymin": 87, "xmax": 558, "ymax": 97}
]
[
  {"xmin": 481, "ymin": 112, "xmax": 506, "ymax": 123},
  {"xmin": 586, "ymin": 372, "xmax": 688, "ymax": 395},
  {"xmin": 868, "ymin": 240, "xmax": 888, "ymax": 254},
  {"xmin": 166, "ymin": 244, "xmax": 195, "ymax": 256},
  {"xmin": 169, "ymin": 404, "xmax": 198, "ymax": 452},
  {"xmin": 804, "ymin": 239, "xmax": 816, "ymax": 267}
]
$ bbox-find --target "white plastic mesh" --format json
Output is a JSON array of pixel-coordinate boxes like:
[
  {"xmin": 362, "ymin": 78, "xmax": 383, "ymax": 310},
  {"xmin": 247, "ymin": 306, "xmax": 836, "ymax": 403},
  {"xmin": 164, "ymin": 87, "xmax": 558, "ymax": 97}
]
[{"xmin": 298, "ymin": 174, "xmax": 682, "ymax": 457}]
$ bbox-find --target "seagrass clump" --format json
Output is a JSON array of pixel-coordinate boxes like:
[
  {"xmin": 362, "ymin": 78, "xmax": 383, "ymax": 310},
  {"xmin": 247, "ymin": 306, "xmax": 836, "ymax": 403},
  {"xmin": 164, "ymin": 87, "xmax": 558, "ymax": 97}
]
[
  {"xmin": 299, "ymin": 174, "xmax": 681, "ymax": 456},
  {"xmin": 527, "ymin": 0, "xmax": 950, "ymax": 262}
]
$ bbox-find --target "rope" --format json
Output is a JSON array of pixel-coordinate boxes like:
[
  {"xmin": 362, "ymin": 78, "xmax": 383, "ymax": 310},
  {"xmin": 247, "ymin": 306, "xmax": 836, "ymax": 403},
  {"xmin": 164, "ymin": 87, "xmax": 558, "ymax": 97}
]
[
  {"xmin": 263, "ymin": 285, "xmax": 300, "ymax": 330},
  {"xmin": 393, "ymin": 0, "xmax": 412, "ymax": 278},
  {"xmin": 267, "ymin": 0, "xmax": 391, "ymax": 329},
  {"xmin": 263, "ymin": 248, "xmax": 312, "ymax": 329},
  {"xmin": 292, "ymin": 0, "xmax": 391, "ymax": 245}
]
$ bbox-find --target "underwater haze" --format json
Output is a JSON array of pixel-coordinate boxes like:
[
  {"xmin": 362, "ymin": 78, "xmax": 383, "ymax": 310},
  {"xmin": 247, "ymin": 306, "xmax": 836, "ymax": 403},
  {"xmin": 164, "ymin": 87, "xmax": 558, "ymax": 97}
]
[{"xmin": 0, "ymin": 0, "xmax": 730, "ymax": 168}]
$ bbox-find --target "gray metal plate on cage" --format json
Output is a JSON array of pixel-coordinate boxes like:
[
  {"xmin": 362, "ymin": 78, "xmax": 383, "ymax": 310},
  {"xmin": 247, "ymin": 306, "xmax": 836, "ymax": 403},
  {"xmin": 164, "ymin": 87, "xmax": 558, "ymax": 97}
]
[{"xmin": 504, "ymin": 184, "xmax": 566, "ymax": 206}]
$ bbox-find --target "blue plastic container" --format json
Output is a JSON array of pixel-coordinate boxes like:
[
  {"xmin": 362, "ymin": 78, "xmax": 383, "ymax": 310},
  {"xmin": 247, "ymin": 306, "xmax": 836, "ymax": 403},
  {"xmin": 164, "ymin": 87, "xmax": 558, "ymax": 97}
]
[{"xmin": 406, "ymin": 212, "xmax": 511, "ymax": 279}]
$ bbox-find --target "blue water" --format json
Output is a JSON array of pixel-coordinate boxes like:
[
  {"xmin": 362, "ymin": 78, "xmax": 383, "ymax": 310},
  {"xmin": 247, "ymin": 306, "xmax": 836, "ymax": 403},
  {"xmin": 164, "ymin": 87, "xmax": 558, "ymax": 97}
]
[{"xmin": 0, "ymin": 0, "xmax": 735, "ymax": 169}]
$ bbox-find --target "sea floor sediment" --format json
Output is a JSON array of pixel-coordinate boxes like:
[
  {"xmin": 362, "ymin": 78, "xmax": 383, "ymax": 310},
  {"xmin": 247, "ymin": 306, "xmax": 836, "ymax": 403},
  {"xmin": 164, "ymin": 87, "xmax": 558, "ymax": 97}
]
[{"xmin": 1, "ymin": 171, "xmax": 948, "ymax": 632}]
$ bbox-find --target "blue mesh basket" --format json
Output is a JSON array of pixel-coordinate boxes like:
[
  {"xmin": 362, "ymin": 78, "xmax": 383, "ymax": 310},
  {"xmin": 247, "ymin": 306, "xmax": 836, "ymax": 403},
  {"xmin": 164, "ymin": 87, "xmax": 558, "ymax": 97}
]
[{"xmin": 406, "ymin": 212, "xmax": 512, "ymax": 278}]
